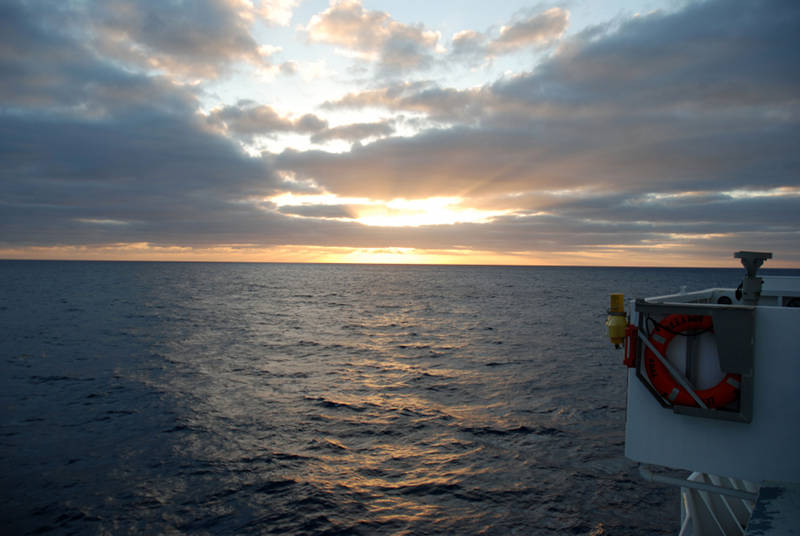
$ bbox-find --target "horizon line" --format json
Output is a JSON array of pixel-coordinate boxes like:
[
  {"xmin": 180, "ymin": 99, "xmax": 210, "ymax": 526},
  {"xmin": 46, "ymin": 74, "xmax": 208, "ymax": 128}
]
[{"xmin": 2, "ymin": 257, "xmax": 796, "ymax": 270}]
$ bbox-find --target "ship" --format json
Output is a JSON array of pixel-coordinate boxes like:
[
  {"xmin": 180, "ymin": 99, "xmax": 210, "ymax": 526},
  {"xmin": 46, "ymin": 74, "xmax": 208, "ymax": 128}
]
[{"xmin": 607, "ymin": 251, "xmax": 800, "ymax": 535}]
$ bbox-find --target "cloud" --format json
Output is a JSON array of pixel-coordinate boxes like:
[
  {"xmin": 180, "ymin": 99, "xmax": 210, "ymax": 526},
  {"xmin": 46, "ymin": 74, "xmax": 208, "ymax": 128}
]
[
  {"xmin": 493, "ymin": 1, "xmax": 800, "ymax": 114},
  {"xmin": 488, "ymin": 7, "xmax": 569, "ymax": 54},
  {"xmin": 282, "ymin": 109, "xmax": 800, "ymax": 202},
  {"xmin": 0, "ymin": 1, "xmax": 183, "ymax": 114},
  {"xmin": 322, "ymin": 81, "xmax": 488, "ymax": 123},
  {"xmin": 0, "ymin": 102, "xmax": 287, "ymax": 241},
  {"xmin": 247, "ymin": 0, "xmax": 302, "ymax": 26},
  {"xmin": 0, "ymin": 113, "xmax": 289, "ymax": 248},
  {"xmin": 450, "ymin": 7, "xmax": 569, "ymax": 62},
  {"xmin": 275, "ymin": 127, "xmax": 533, "ymax": 199},
  {"xmin": 310, "ymin": 120, "xmax": 395, "ymax": 144},
  {"xmin": 278, "ymin": 0, "xmax": 800, "ymax": 255},
  {"xmin": 450, "ymin": 30, "xmax": 487, "ymax": 59},
  {"xmin": 280, "ymin": 60, "xmax": 299, "ymax": 75},
  {"xmin": 207, "ymin": 102, "xmax": 328, "ymax": 139},
  {"xmin": 304, "ymin": 0, "xmax": 441, "ymax": 74},
  {"xmin": 1, "ymin": 0, "xmax": 798, "ymax": 264},
  {"xmin": 72, "ymin": 0, "xmax": 298, "ymax": 81},
  {"xmin": 278, "ymin": 204, "xmax": 353, "ymax": 219},
  {"xmin": 0, "ymin": 0, "xmax": 286, "ymax": 248},
  {"xmin": 329, "ymin": 0, "xmax": 800, "ymax": 124},
  {"xmin": 322, "ymin": 1, "xmax": 800, "ymax": 138},
  {"xmin": 303, "ymin": 4, "xmax": 567, "ymax": 75}
]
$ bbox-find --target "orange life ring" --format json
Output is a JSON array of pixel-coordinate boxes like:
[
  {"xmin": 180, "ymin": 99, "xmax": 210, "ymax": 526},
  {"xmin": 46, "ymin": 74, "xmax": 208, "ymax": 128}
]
[{"xmin": 644, "ymin": 314, "xmax": 739, "ymax": 408}]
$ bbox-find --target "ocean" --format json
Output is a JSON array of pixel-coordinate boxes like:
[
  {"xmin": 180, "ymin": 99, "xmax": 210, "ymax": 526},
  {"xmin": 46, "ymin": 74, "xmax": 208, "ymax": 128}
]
[{"xmin": 2, "ymin": 261, "xmax": 795, "ymax": 535}]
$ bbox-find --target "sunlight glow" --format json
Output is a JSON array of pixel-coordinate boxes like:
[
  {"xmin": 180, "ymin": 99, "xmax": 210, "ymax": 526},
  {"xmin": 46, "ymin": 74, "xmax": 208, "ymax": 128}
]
[
  {"xmin": 723, "ymin": 186, "xmax": 800, "ymax": 199},
  {"xmin": 666, "ymin": 232, "xmax": 731, "ymax": 240},
  {"xmin": 268, "ymin": 192, "xmax": 373, "ymax": 207},
  {"xmin": 0, "ymin": 243, "xmax": 542, "ymax": 265},
  {"xmin": 639, "ymin": 187, "xmax": 800, "ymax": 203},
  {"xmin": 75, "ymin": 218, "xmax": 130, "ymax": 226},
  {"xmin": 265, "ymin": 192, "xmax": 513, "ymax": 227},
  {"xmin": 3, "ymin": 242, "xmax": 797, "ymax": 267},
  {"xmin": 316, "ymin": 247, "xmax": 539, "ymax": 265}
]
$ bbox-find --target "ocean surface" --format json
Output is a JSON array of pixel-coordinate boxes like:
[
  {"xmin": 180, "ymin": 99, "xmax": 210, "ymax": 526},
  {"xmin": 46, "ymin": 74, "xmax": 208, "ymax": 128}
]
[{"xmin": 2, "ymin": 261, "xmax": 797, "ymax": 535}]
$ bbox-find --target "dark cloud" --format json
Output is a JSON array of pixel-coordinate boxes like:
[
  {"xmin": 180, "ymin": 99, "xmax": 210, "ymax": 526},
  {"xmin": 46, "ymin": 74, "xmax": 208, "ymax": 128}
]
[
  {"xmin": 0, "ymin": 1, "xmax": 198, "ymax": 116},
  {"xmin": 0, "ymin": 109, "xmax": 282, "ymax": 246},
  {"xmin": 516, "ymin": 191, "xmax": 800, "ymax": 237},
  {"xmin": 207, "ymin": 102, "xmax": 328, "ymax": 139},
  {"xmin": 0, "ymin": 0, "xmax": 282, "ymax": 248},
  {"xmin": 1, "ymin": 0, "xmax": 295, "ymax": 85},
  {"xmin": 493, "ymin": 0, "xmax": 800, "ymax": 113},
  {"xmin": 278, "ymin": 118, "xmax": 799, "ymax": 202},
  {"xmin": 278, "ymin": 205, "xmax": 353, "ymax": 219},
  {"xmin": 276, "ymin": 127, "xmax": 536, "ymax": 199},
  {"xmin": 84, "ymin": 0, "xmax": 272, "ymax": 80}
]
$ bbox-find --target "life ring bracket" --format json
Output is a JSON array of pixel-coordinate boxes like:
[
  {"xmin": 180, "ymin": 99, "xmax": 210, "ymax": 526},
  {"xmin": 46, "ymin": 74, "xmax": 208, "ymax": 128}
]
[
  {"xmin": 631, "ymin": 300, "xmax": 756, "ymax": 423},
  {"xmin": 639, "ymin": 327, "xmax": 709, "ymax": 409}
]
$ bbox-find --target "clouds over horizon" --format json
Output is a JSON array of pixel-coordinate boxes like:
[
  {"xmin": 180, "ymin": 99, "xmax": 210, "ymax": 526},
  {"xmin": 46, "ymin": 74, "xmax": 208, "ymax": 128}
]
[
  {"xmin": 1, "ymin": 0, "xmax": 799, "ymax": 265},
  {"xmin": 288, "ymin": 0, "xmax": 800, "ymax": 198},
  {"xmin": 0, "ymin": 0, "xmax": 286, "ymax": 248}
]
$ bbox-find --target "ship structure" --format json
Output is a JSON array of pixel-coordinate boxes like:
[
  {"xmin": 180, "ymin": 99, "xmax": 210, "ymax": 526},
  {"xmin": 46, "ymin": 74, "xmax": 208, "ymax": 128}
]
[{"xmin": 608, "ymin": 251, "xmax": 800, "ymax": 535}]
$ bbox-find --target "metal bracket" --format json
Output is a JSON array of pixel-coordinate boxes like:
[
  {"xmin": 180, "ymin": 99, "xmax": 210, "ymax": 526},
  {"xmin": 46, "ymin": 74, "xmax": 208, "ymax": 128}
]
[
  {"xmin": 735, "ymin": 251, "xmax": 772, "ymax": 305},
  {"xmin": 638, "ymin": 466, "xmax": 758, "ymax": 501}
]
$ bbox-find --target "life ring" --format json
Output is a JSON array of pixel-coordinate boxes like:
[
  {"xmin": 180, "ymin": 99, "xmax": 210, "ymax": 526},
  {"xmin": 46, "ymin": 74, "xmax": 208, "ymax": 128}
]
[{"xmin": 644, "ymin": 314, "xmax": 740, "ymax": 408}]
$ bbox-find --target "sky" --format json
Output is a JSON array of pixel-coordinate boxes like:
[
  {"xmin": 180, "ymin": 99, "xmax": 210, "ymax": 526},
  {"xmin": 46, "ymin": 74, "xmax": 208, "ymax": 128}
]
[{"xmin": 1, "ymin": 0, "xmax": 799, "ymax": 267}]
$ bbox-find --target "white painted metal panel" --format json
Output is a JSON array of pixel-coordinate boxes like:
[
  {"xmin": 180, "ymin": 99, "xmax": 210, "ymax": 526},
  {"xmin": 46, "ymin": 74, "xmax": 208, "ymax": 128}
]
[{"xmin": 625, "ymin": 307, "xmax": 800, "ymax": 482}]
